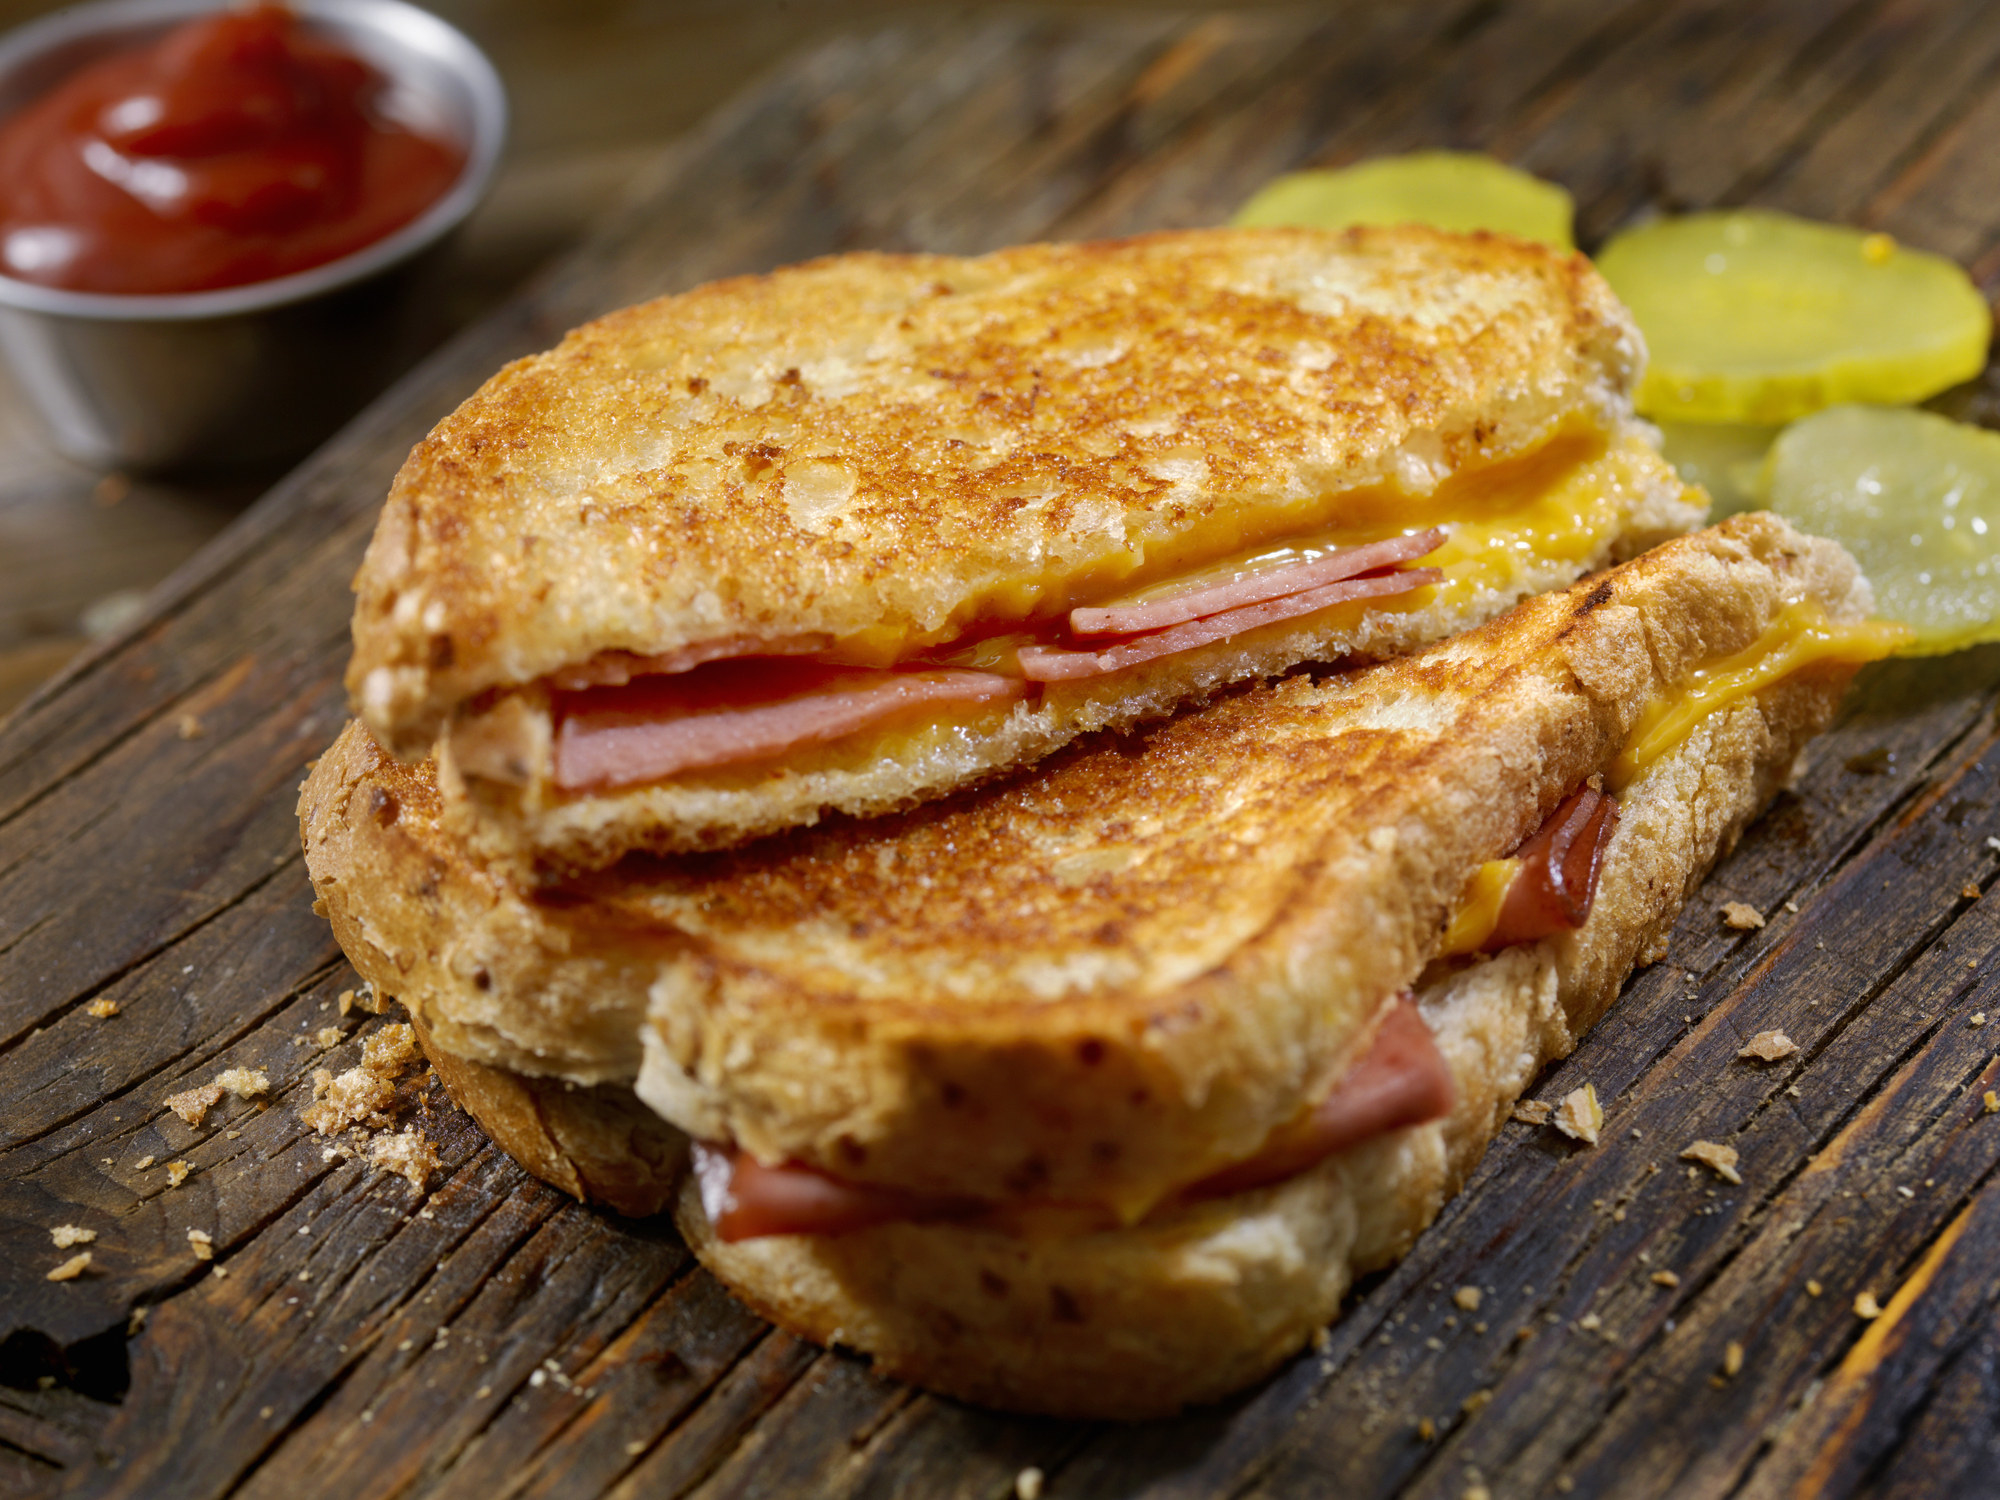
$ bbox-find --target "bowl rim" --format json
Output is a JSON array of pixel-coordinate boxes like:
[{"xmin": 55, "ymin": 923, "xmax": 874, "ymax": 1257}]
[{"xmin": 0, "ymin": 0, "xmax": 507, "ymax": 322}]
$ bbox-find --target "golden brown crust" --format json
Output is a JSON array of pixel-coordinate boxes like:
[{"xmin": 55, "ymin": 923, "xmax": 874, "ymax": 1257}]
[
  {"xmin": 413, "ymin": 1017, "xmax": 683, "ymax": 1218},
  {"xmin": 349, "ymin": 225, "xmax": 1647, "ymax": 756}
]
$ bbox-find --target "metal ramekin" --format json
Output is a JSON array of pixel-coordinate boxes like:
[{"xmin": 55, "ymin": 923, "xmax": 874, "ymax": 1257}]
[{"xmin": 0, "ymin": 0, "xmax": 506, "ymax": 472}]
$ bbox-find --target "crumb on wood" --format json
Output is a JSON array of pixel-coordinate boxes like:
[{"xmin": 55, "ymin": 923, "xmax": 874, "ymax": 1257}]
[
  {"xmin": 1806, "ymin": 1279, "xmax": 1823, "ymax": 1297},
  {"xmin": 1453, "ymin": 1286, "xmax": 1482, "ymax": 1313},
  {"xmin": 1738, "ymin": 1029, "xmax": 1797, "ymax": 1062},
  {"xmin": 1651, "ymin": 1270, "xmax": 1681, "ymax": 1289},
  {"xmin": 212, "ymin": 1266, "xmax": 228, "ymax": 1279},
  {"xmin": 1681, "ymin": 1140, "xmax": 1743, "ymax": 1184},
  {"xmin": 1577, "ymin": 1313, "xmax": 1602, "ymax": 1332},
  {"xmin": 85, "ymin": 998, "xmax": 120, "ymax": 1019},
  {"xmin": 315, "ymin": 1027, "xmax": 343, "ymax": 1048},
  {"xmin": 1511, "ymin": 1098, "xmax": 1553, "ymax": 1126},
  {"xmin": 187, "ymin": 1228, "xmax": 213, "ymax": 1261},
  {"xmin": 176, "ymin": 712, "xmax": 203, "ymax": 740},
  {"xmin": 1014, "ymin": 1467, "xmax": 1045, "ymax": 1500},
  {"xmin": 166, "ymin": 1160, "xmax": 191, "ymax": 1188},
  {"xmin": 302, "ymin": 1023, "xmax": 416, "ymax": 1135},
  {"xmin": 1721, "ymin": 901, "xmax": 1766, "ymax": 931},
  {"xmin": 338, "ymin": 989, "xmax": 355, "ymax": 1016},
  {"xmin": 1722, "ymin": 1341, "xmax": 1743, "ymax": 1378},
  {"xmin": 1462, "ymin": 1389, "xmax": 1493, "ymax": 1417},
  {"xmin": 1416, "ymin": 1416, "xmax": 1435, "ymax": 1442},
  {"xmin": 166, "ymin": 1067, "xmax": 269, "ymax": 1127},
  {"xmin": 1971, "ymin": 1012, "xmax": 1988, "ymax": 1029},
  {"xmin": 1963, "ymin": 883, "xmax": 1982, "ymax": 901},
  {"xmin": 1553, "ymin": 1084, "xmax": 1603, "ymax": 1145},
  {"xmin": 50, "ymin": 1225, "xmax": 96, "ymax": 1248},
  {"xmin": 1855, "ymin": 1291, "xmax": 1882, "ymax": 1320},
  {"xmin": 1984, "ymin": 1090, "xmax": 1998, "ymax": 1115},
  {"xmin": 128, "ymin": 1305, "xmax": 149, "ymax": 1335},
  {"xmin": 133, "ymin": 1154, "xmax": 155, "ymax": 1171},
  {"xmin": 46, "ymin": 1252, "xmax": 91, "ymax": 1282},
  {"xmin": 366, "ymin": 1128, "xmax": 439, "ymax": 1193}
]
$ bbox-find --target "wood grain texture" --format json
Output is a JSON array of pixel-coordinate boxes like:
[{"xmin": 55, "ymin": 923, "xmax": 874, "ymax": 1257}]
[{"xmin": 5, "ymin": 3, "xmax": 2000, "ymax": 1496}]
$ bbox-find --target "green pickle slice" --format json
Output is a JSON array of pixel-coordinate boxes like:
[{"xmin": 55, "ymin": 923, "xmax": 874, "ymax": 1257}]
[
  {"xmin": 1597, "ymin": 210, "xmax": 1990, "ymax": 424},
  {"xmin": 1656, "ymin": 421, "xmax": 1782, "ymax": 518},
  {"xmin": 1231, "ymin": 151, "xmax": 1574, "ymax": 249},
  {"xmin": 1763, "ymin": 405, "xmax": 2000, "ymax": 654}
]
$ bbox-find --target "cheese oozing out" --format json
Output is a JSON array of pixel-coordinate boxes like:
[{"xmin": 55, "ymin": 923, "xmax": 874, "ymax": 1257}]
[
  {"xmin": 1608, "ymin": 600, "xmax": 1910, "ymax": 791},
  {"xmin": 535, "ymin": 422, "xmax": 1681, "ymax": 793}
]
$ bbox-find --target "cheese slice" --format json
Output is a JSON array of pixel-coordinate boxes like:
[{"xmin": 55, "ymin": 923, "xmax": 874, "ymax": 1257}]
[
  {"xmin": 1438, "ymin": 858, "xmax": 1522, "ymax": 958},
  {"xmin": 1610, "ymin": 600, "xmax": 1910, "ymax": 790}
]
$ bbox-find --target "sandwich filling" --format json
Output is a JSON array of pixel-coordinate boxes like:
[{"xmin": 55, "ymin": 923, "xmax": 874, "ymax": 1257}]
[
  {"xmin": 470, "ymin": 422, "xmax": 1690, "ymax": 802},
  {"xmin": 691, "ymin": 780, "xmax": 1622, "ymax": 1243}
]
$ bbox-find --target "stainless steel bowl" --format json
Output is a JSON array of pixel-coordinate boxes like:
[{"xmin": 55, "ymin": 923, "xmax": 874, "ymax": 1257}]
[{"xmin": 0, "ymin": 0, "xmax": 506, "ymax": 471}]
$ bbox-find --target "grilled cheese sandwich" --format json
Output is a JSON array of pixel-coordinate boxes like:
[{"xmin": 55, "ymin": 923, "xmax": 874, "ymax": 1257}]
[{"xmin": 348, "ymin": 225, "xmax": 1703, "ymax": 873}]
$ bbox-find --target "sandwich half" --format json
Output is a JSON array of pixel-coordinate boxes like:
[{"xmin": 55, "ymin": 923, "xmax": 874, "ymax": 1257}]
[
  {"xmin": 303, "ymin": 515, "xmax": 1899, "ymax": 1417},
  {"xmin": 346, "ymin": 224, "xmax": 1705, "ymax": 873}
]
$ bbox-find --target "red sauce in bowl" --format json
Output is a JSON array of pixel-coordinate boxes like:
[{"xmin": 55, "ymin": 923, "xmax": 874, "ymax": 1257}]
[{"xmin": 0, "ymin": 3, "xmax": 465, "ymax": 294}]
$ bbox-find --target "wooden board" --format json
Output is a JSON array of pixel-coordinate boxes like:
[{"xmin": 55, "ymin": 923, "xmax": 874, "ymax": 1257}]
[{"xmin": 6, "ymin": 2, "xmax": 2000, "ymax": 1495}]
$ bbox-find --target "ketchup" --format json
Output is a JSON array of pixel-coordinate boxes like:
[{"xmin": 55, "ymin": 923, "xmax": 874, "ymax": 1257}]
[{"xmin": 0, "ymin": 4, "xmax": 464, "ymax": 294}]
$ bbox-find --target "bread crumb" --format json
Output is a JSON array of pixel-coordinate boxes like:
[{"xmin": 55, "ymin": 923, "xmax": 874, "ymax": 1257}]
[
  {"xmin": 1722, "ymin": 1341, "xmax": 1743, "ymax": 1378},
  {"xmin": 1984, "ymin": 1090, "xmax": 1998, "ymax": 1115},
  {"xmin": 1553, "ymin": 1084, "xmax": 1603, "ymax": 1145},
  {"xmin": 1577, "ymin": 1313, "xmax": 1602, "ymax": 1331},
  {"xmin": 1511, "ymin": 1099, "xmax": 1553, "ymax": 1126},
  {"xmin": 1806, "ymin": 1279, "xmax": 1823, "ymax": 1297},
  {"xmin": 1464, "ymin": 1486, "xmax": 1491, "ymax": 1500},
  {"xmin": 338, "ymin": 989, "xmax": 355, "ymax": 1016},
  {"xmin": 1971, "ymin": 1012, "xmax": 1988, "ymax": 1029},
  {"xmin": 1014, "ymin": 1468, "xmax": 1045, "ymax": 1500},
  {"xmin": 166, "ymin": 1082, "xmax": 224, "ymax": 1127},
  {"xmin": 1416, "ymin": 1416, "xmax": 1436, "ymax": 1441},
  {"xmin": 166, "ymin": 1160, "xmax": 191, "ymax": 1187},
  {"xmin": 47, "ymin": 1251, "xmax": 91, "ymax": 1281},
  {"xmin": 302, "ymin": 1024, "xmax": 416, "ymax": 1134},
  {"xmin": 1681, "ymin": 1140, "xmax": 1743, "ymax": 1184},
  {"xmin": 1721, "ymin": 901, "xmax": 1766, "ymax": 931},
  {"xmin": 1462, "ymin": 1388, "xmax": 1492, "ymax": 1416},
  {"xmin": 1854, "ymin": 1291, "xmax": 1882, "ymax": 1320},
  {"xmin": 212, "ymin": 1266, "xmax": 228, "ymax": 1279},
  {"xmin": 1739, "ymin": 1029, "xmax": 1797, "ymax": 1062},
  {"xmin": 50, "ymin": 1225, "xmax": 96, "ymax": 1248},
  {"xmin": 1651, "ymin": 1270, "xmax": 1681, "ymax": 1289},
  {"xmin": 367, "ymin": 1127, "xmax": 439, "ymax": 1192},
  {"xmin": 187, "ymin": 1228, "xmax": 213, "ymax": 1261},
  {"xmin": 1964, "ymin": 883, "xmax": 1983, "ymax": 901},
  {"xmin": 128, "ymin": 1305, "xmax": 149, "ymax": 1335},
  {"xmin": 1453, "ymin": 1286, "xmax": 1482, "ymax": 1313},
  {"xmin": 85, "ymin": 998, "xmax": 120, "ymax": 1019},
  {"xmin": 166, "ymin": 1067, "xmax": 270, "ymax": 1127},
  {"xmin": 315, "ymin": 1027, "xmax": 343, "ymax": 1048},
  {"xmin": 176, "ymin": 712, "xmax": 204, "ymax": 740},
  {"xmin": 624, "ymin": 1440, "xmax": 646, "ymax": 1458},
  {"xmin": 1556, "ymin": 1479, "xmax": 1575, "ymax": 1495}
]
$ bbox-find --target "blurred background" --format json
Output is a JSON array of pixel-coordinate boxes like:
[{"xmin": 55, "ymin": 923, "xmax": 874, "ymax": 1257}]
[{"xmin": 0, "ymin": 0, "xmax": 1300, "ymax": 715}]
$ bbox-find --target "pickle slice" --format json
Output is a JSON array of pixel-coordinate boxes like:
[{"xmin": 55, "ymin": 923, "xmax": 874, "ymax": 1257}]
[
  {"xmin": 1231, "ymin": 151, "xmax": 1574, "ymax": 249},
  {"xmin": 1656, "ymin": 421, "xmax": 1781, "ymax": 518},
  {"xmin": 1763, "ymin": 405, "xmax": 2000, "ymax": 653},
  {"xmin": 1596, "ymin": 210, "xmax": 1990, "ymax": 424}
]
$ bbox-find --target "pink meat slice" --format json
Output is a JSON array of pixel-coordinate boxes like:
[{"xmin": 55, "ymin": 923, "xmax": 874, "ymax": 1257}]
[
  {"xmin": 554, "ymin": 663, "xmax": 1027, "ymax": 791},
  {"xmin": 1186, "ymin": 997, "xmax": 1455, "ymax": 1200},
  {"xmin": 1070, "ymin": 528, "xmax": 1447, "ymax": 636},
  {"xmin": 1018, "ymin": 566, "xmax": 1442, "ymax": 683},
  {"xmin": 694, "ymin": 995, "xmax": 1455, "ymax": 1241}
]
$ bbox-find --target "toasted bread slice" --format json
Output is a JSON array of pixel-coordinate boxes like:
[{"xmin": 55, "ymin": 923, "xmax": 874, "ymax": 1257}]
[
  {"xmin": 348, "ymin": 225, "xmax": 1701, "ymax": 871},
  {"xmin": 308, "ymin": 516, "xmax": 1877, "ymax": 1226}
]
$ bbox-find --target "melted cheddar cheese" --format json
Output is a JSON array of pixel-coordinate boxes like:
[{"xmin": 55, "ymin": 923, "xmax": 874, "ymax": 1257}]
[
  {"xmin": 1438, "ymin": 858, "xmax": 1522, "ymax": 958},
  {"xmin": 1609, "ymin": 601, "xmax": 1910, "ymax": 790}
]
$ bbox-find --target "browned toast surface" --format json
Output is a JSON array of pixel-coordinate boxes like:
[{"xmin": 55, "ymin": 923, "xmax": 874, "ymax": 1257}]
[{"xmin": 349, "ymin": 225, "xmax": 1644, "ymax": 753}]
